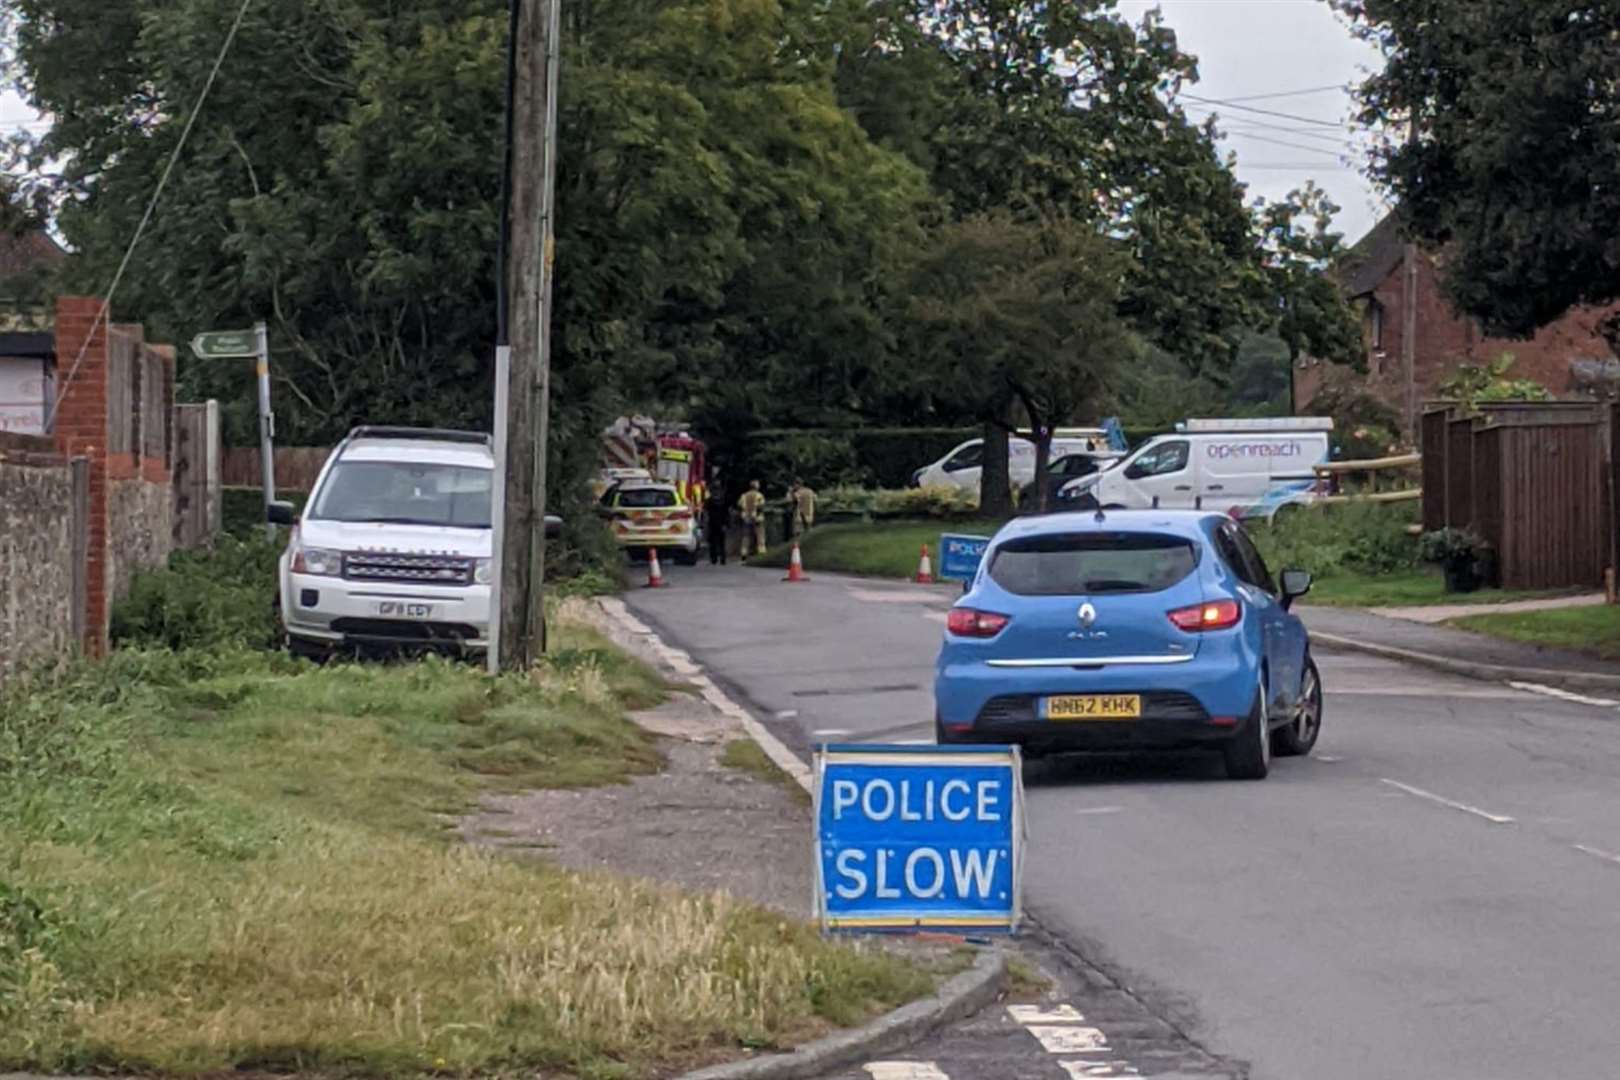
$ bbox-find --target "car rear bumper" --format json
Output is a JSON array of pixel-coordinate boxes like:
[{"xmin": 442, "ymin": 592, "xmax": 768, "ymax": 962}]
[
  {"xmin": 614, "ymin": 531, "xmax": 698, "ymax": 552},
  {"xmin": 935, "ymin": 651, "xmax": 1258, "ymax": 748}
]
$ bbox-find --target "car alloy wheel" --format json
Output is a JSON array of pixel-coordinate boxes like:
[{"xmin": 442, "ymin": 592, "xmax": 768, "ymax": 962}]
[
  {"xmin": 1274, "ymin": 656, "xmax": 1322, "ymax": 757},
  {"xmin": 1224, "ymin": 670, "xmax": 1271, "ymax": 780}
]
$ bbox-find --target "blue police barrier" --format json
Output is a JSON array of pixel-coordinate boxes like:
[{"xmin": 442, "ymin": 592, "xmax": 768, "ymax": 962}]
[
  {"xmin": 814, "ymin": 744, "xmax": 1024, "ymax": 932},
  {"xmin": 938, "ymin": 533, "xmax": 991, "ymax": 583}
]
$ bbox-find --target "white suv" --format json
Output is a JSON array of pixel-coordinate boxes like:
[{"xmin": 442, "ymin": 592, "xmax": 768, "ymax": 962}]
[{"xmin": 270, "ymin": 426, "xmax": 503, "ymax": 657}]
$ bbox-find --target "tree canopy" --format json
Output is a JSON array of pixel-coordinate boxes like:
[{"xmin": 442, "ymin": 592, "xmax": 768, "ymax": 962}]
[{"xmin": 1337, "ymin": 0, "xmax": 1620, "ymax": 338}]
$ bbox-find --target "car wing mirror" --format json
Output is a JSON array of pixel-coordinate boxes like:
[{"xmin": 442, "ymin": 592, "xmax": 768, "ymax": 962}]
[
  {"xmin": 1280, "ymin": 568, "xmax": 1313, "ymax": 610},
  {"xmin": 266, "ymin": 500, "xmax": 296, "ymax": 526},
  {"xmin": 544, "ymin": 513, "xmax": 563, "ymax": 540}
]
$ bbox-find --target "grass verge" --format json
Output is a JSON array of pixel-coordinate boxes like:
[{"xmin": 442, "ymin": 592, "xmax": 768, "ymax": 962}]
[
  {"xmin": 752, "ymin": 519, "xmax": 1006, "ymax": 579},
  {"xmin": 1447, "ymin": 604, "xmax": 1620, "ymax": 661},
  {"xmin": 1301, "ymin": 569, "xmax": 1588, "ymax": 609},
  {"xmin": 0, "ymin": 604, "xmax": 930, "ymax": 1076},
  {"xmin": 721, "ymin": 738, "xmax": 810, "ymax": 805}
]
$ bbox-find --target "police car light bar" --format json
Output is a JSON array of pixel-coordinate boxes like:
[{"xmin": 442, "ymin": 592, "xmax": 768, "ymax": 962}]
[{"xmin": 1176, "ymin": 417, "xmax": 1335, "ymax": 434}]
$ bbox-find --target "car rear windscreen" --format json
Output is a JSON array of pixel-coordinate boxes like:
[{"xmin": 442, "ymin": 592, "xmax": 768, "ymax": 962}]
[
  {"xmin": 618, "ymin": 488, "xmax": 679, "ymax": 509},
  {"xmin": 989, "ymin": 532, "xmax": 1197, "ymax": 596}
]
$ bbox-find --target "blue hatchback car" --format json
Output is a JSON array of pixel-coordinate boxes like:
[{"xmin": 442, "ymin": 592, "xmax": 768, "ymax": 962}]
[{"xmin": 934, "ymin": 510, "xmax": 1321, "ymax": 780}]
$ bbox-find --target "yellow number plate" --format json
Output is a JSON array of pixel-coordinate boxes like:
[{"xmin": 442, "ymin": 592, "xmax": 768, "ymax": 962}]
[{"xmin": 1047, "ymin": 694, "xmax": 1141, "ymax": 721}]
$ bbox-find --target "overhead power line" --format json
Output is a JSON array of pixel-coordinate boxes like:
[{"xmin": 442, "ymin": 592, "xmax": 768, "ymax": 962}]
[
  {"xmin": 48, "ymin": 0, "xmax": 256, "ymax": 429},
  {"xmin": 1210, "ymin": 84, "xmax": 1349, "ymax": 104},
  {"xmin": 1219, "ymin": 130, "xmax": 1349, "ymax": 158},
  {"xmin": 1179, "ymin": 92, "xmax": 1346, "ymax": 129}
]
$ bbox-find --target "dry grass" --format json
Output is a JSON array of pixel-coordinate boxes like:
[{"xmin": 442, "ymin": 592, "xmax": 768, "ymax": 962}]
[
  {"xmin": 720, "ymin": 738, "xmax": 811, "ymax": 805},
  {"xmin": 0, "ymin": 605, "xmax": 930, "ymax": 1076}
]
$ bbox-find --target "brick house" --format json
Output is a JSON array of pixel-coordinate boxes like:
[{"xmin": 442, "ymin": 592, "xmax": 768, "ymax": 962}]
[
  {"xmin": 1293, "ymin": 213, "xmax": 1620, "ymax": 431},
  {"xmin": 0, "ymin": 225, "xmax": 67, "ymax": 433}
]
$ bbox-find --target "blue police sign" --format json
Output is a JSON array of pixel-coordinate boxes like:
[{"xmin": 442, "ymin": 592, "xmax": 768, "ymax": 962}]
[
  {"xmin": 814, "ymin": 744, "xmax": 1024, "ymax": 932},
  {"xmin": 938, "ymin": 533, "xmax": 991, "ymax": 583}
]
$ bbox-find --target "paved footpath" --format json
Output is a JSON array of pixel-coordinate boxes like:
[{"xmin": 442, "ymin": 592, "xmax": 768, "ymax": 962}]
[{"xmin": 629, "ymin": 564, "xmax": 1620, "ymax": 1080}]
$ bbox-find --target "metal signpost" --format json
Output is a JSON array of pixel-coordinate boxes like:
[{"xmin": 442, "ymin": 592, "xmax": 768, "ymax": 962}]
[
  {"xmin": 938, "ymin": 533, "xmax": 993, "ymax": 583},
  {"xmin": 814, "ymin": 744, "xmax": 1024, "ymax": 933},
  {"xmin": 190, "ymin": 323, "xmax": 275, "ymax": 537}
]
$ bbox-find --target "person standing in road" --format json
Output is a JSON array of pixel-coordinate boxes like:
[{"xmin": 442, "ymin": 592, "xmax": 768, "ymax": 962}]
[
  {"xmin": 738, "ymin": 480, "xmax": 767, "ymax": 561},
  {"xmin": 789, "ymin": 478, "xmax": 817, "ymax": 538},
  {"xmin": 703, "ymin": 487, "xmax": 729, "ymax": 565}
]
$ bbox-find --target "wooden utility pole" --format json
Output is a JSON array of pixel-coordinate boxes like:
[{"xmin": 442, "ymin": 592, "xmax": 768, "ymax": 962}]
[{"xmin": 493, "ymin": 0, "xmax": 561, "ymax": 671}]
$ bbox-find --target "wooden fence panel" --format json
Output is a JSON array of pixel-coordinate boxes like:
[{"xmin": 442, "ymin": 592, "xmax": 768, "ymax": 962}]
[
  {"xmin": 1445, "ymin": 416, "xmax": 1475, "ymax": 528},
  {"xmin": 1420, "ymin": 408, "xmax": 1449, "ymax": 532},
  {"xmin": 1496, "ymin": 422, "xmax": 1606, "ymax": 590},
  {"xmin": 221, "ymin": 446, "xmax": 330, "ymax": 492}
]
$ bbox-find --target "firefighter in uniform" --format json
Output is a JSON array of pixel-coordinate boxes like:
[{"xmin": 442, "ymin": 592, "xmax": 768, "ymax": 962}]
[
  {"xmin": 789, "ymin": 478, "xmax": 817, "ymax": 538},
  {"xmin": 738, "ymin": 480, "xmax": 767, "ymax": 561}
]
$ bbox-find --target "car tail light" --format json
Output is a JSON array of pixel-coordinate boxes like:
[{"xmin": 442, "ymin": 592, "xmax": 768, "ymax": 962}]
[
  {"xmin": 669, "ymin": 508, "xmax": 693, "ymax": 521},
  {"xmin": 1168, "ymin": 599, "xmax": 1241, "ymax": 631},
  {"xmin": 946, "ymin": 608, "xmax": 1010, "ymax": 638}
]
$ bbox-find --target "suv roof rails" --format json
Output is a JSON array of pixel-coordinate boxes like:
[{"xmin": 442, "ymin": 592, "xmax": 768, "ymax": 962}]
[{"xmin": 345, "ymin": 426, "xmax": 492, "ymax": 446}]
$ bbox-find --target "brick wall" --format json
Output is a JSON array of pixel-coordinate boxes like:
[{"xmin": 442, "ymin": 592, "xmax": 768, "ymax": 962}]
[
  {"xmin": 51, "ymin": 297, "xmax": 177, "ymax": 656},
  {"xmin": 1298, "ymin": 248, "xmax": 1620, "ymax": 432},
  {"xmin": 0, "ymin": 434, "xmax": 76, "ymax": 681}
]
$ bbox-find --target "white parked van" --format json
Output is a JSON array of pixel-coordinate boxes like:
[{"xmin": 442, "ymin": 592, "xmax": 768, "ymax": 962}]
[
  {"xmin": 1057, "ymin": 418, "xmax": 1332, "ymax": 519},
  {"xmin": 912, "ymin": 429, "xmax": 1111, "ymax": 492}
]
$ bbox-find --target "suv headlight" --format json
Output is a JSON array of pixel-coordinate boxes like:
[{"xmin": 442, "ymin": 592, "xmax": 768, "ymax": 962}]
[
  {"xmin": 292, "ymin": 546, "xmax": 342, "ymax": 577},
  {"xmin": 474, "ymin": 558, "xmax": 493, "ymax": 585}
]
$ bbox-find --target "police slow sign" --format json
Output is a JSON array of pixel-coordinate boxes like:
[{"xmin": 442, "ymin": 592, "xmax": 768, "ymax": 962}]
[{"xmin": 815, "ymin": 744, "xmax": 1024, "ymax": 932}]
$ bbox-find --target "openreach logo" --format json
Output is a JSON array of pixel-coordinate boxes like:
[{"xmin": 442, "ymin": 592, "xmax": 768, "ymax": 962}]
[{"xmin": 1207, "ymin": 441, "xmax": 1303, "ymax": 459}]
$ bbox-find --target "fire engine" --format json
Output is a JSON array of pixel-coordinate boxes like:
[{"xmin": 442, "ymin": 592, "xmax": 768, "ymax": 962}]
[{"xmin": 600, "ymin": 416, "xmax": 709, "ymax": 507}]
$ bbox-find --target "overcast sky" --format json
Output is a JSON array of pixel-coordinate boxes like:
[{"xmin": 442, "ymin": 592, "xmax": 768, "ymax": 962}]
[
  {"xmin": 4, "ymin": 1, "xmax": 1387, "ymax": 243},
  {"xmin": 1115, "ymin": 0, "xmax": 1388, "ymax": 244}
]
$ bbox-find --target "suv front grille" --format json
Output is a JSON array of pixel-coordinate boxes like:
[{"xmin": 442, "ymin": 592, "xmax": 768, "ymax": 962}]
[{"xmin": 343, "ymin": 552, "xmax": 474, "ymax": 585}]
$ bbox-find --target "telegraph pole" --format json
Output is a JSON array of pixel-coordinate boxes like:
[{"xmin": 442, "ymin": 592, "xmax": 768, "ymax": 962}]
[{"xmin": 492, "ymin": 0, "xmax": 561, "ymax": 672}]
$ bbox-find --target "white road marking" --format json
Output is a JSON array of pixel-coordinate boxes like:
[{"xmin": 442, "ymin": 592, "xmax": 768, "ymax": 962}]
[
  {"xmin": 1330, "ymin": 686, "xmax": 1535, "ymax": 700},
  {"xmin": 1573, "ymin": 843, "xmax": 1620, "ymax": 867},
  {"xmin": 812, "ymin": 728, "xmax": 852, "ymax": 740},
  {"xmin": 1380, "ymin": 779, "xmax": 1516, "ymax": 825},
  {"xmin": 775, "ymin": 709, "xmax": 800, "ymax": 720},
  {"xmin": 863, "ymin": 1064, "xmax": 949, "ymax": 1080},
  {"xmin": 1028, "ymin": 1026, "xmax": 1111, "ymax": 1054},
  {"xmin": 849, "ymin": 587, "xmax": 946, "ymax": 604},
  {"xmin": 1070, "ymin": 806, "xmax": 1124, "ymax": 816},
  {"xmin": 1007, "ymin": 1003, "xmax": 1086, "ymax": 1024},
  {"xmin": 1316, "ymin": 755, "xmax": 1344, "ymax": 763},
  {"xmin": 1060, "ymin": 1063, "xmax": 1141, "ymax": 1078},
  {"xmin": 1508, "ymin": 681, "xmax": 1620, "ymax": 708}
]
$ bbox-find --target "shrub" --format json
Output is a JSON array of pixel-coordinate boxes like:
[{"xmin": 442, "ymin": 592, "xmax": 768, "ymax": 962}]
[
  {"xmin": 871, "ymin": 485, "xmax": 980, "ymax": 520},
  {"xmin": 222, "ymin": 488, "xmax": 306, "ymax": 536},
  {"xmin": 1251, "ymin": 502, "xmax": 1419, "ymax": 578},
  {"xmin": 110, "ymin": 534, "xmax": 284, "ymax": 651}
]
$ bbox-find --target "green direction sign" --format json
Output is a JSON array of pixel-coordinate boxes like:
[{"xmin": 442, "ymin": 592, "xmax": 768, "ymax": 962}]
[{"xmin": 190, "ymin": 329, "xmax": 258, "ymax": 360}]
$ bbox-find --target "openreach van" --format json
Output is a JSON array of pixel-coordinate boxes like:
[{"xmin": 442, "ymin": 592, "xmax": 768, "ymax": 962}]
[
  {"xmin": 912, "ymin": 427, "xmax": 1116, "ymax": 492},
  {"xmin": 1057, "ymin": 417, "xmax": 1333, "ymax": 519}
]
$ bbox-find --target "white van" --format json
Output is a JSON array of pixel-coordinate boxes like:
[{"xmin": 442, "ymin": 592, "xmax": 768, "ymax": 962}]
[
  {"xmin": 912, "ymin": 429, "xmax": 1111, "ymax": 492},
  {"xmin": 1057, "ymin": 418, "xmax": 1332, "ymax": 518}
]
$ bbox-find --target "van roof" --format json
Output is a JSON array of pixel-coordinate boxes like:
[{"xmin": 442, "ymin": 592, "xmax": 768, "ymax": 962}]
[{"xmin": 1177, "ymin": 417, "xmax": 1333, "ymax": 434}]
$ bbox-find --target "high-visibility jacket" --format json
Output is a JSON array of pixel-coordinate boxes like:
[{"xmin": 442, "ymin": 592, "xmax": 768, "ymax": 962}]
[{"xmin": 738, "ymin": 490, "xmax": 765, "ymax": 522}]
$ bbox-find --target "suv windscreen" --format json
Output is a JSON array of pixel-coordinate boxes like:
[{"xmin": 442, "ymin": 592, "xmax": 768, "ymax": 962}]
[
  {"xmin": 309, "ymin": 461, "xmax": 492, "ymax": 527},
  {"xmin": 617, "ymin": 487, "xmax": 679, "ymax": 509},
  {"xmin": 989, "ymin": 532, "xmax": 1198, "ymax": 596}
]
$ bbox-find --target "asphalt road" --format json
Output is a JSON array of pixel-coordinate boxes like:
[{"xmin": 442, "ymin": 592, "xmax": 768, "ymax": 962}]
[{"xmin": 625, "ymin": 562, "xmax": 1620, "ymax": 1080}]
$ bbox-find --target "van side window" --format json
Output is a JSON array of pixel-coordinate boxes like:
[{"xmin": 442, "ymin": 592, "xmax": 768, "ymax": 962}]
[
  {"xmin": 1125, "ymin": 440, "xmax": 1189, "ymax": 479},
  {"xmin": 944, "ymin": 444, "xmax": 984, "ymax": 471}
]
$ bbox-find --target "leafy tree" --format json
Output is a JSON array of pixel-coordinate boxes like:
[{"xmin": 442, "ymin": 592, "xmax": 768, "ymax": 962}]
[
  {"xmin": 905, "ymin": 212, "xmax": 1136, "ymax": 513},
  {"xmin": 7, "ymin": 0, "xmax": 926, "ymax": 501},
  {"xmin": 1255, "ymin": 183, "xmax": 1363, "ymax": 372},
  {"xmin": 842, "ymin": 1, "xmax": 1269, "ymax": 377},
  {"xmin": 1439, "ymin": 354, "xmax": 1554, "ymax": 412},
  {"xmin": 1336, "ymin": 0, "xmax": 1620, "ymax": 338}
]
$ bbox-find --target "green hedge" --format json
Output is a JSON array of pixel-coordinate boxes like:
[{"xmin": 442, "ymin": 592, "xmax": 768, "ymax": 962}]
[
  {"xmin": 733, "ymin": 427, "xmax": 975, "ymax": 491},
  {"xmin": 223, "ymin": 487, "xmax": 307, "ymax": 535}
]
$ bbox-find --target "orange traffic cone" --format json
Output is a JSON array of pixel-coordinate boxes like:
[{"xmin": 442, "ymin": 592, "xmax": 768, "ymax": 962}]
[
  {"xmin": 644, "ymin": 548, "xmax": 669, "ymax": 588},
  {"xmin": 782, "ymin": 541, "xmax": 811, "ymax": 583},
  {"xmin": 914, "ymin": 544, "xmax": 935, "ymax": 584}
]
